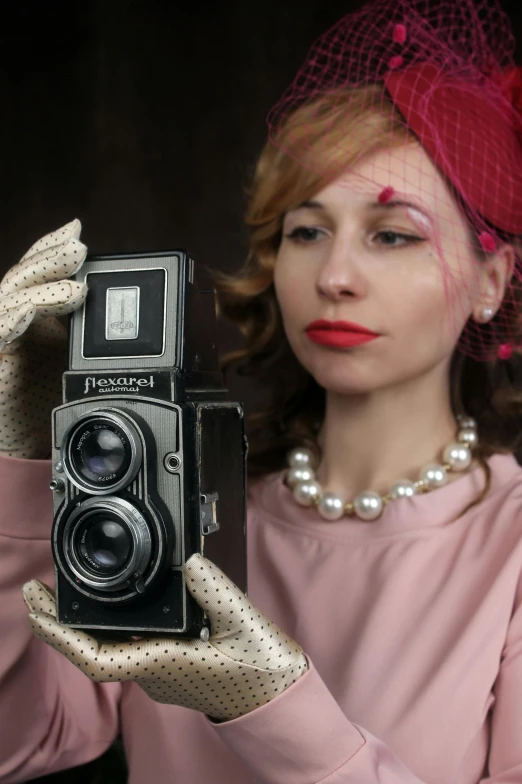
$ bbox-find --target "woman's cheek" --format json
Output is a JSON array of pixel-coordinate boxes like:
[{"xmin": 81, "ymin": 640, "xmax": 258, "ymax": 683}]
[{"xmin": 275, "ymin": 271, "xmax": 308, "ymax": 330}]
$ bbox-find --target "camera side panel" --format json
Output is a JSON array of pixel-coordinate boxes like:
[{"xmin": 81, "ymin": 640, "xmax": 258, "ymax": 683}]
[{"xmin": 195, "ymin": 403, "xmax": 247, "ymax": 595}]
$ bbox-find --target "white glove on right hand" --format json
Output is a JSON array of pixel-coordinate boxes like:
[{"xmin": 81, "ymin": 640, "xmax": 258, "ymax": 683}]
[{"xmin": 0, "ymin": 220, "xmax": 87, "ymax": 459}]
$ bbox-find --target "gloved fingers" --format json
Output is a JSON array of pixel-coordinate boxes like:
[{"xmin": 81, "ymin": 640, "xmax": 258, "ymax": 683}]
[
  {"xmin": 22, "ymin": 219, "xmax": 82, "ymax": 259},
  {"xmin": 22, "ymin": 579, "xmax": 197, "ymax": 680},
  {"xmin": 25, "ymin": 602, "xmax": 125, "ymax": 683},
  {"xmin": 23, "ymin": 580, "xmax": 113, "ymax": 676},
  {"xmin": 183, "ymin": 554, "xmax": 304, "ymax": 668},
  {"xmin": 22, "ymin": 579, "xmax": 57, "ymax": 615},
  {"xmin": 33, "ymin": 280, "xmax": 87, "ymax": 317},
  {"xmin": 0, "ymin": 302, "xmax": 36, "ymax": 350},
  {"xmin": 26, "ymin": 609, "xmax": 209, "ymax": 685},
  {"xmin": 27, "ymin": 611, "xmax": 116, "ymax": 680},
  {"xmin": 0, "ymin": 280, "xmax": 87, "ymax": 323},
  {"xmin": 0, "ymin": 219, "xmax": 87, "ymax": 296}
]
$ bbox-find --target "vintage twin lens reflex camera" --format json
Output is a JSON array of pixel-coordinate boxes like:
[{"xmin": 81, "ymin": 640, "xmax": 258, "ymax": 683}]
[{"xmin": 50, "ymin": 251, "xmax": 247, "ymax": 638}]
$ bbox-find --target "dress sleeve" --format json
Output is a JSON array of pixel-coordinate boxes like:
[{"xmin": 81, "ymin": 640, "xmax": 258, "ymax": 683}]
[
  {"xmin": 212, "ymin": 567, "xmax": 522, "ymax": 784},
  {"xmin": 485, "ymin": 561, "xmax": 522, "ymax": 782},
  {"xmin": 211, "ymin": 660, "xmax": 425, "ymax": 784},
  {"xmin": 0, "ymin": 454, "xmax": 121, "ymax": 784}
]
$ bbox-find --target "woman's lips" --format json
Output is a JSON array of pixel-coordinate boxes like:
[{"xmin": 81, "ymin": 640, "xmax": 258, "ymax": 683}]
[{"xmin": 305, "ymin": 320, "xmax": 380, "ymax": 348}]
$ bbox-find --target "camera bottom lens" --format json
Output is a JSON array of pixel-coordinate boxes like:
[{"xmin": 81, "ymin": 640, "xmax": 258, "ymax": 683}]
[
  {"xmin": 78, "ymin": 516, "xmax": 133, "ymax": 574},
  {"xmin": 63, "ymin": 496, "xmax": 152, "ymax": 592}
]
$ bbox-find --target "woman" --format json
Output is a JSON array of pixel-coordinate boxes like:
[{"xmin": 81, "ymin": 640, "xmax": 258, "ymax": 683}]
[{"xmin": 1, "ymin": 0, "xmax": 522, "ymax": 781}]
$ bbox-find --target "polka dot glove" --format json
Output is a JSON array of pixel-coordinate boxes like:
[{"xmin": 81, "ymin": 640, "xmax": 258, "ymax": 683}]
[
  {"xmin": 22, "ymin": 553, "xmax": 308, "ymax": 722},
  {"xmin": 0, "ymin": 220, "xmax": 87, "ymax": 459}
]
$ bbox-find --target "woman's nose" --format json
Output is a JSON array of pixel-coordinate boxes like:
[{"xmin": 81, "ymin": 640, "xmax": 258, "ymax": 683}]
[{"xmin": 315, "ymin": 239, "xmax": 367, "ymax": 301}]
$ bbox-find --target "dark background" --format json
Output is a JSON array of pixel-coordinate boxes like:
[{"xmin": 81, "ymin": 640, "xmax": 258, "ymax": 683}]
[
  {"xmin": 2, "ymin": 0, "xmax": 522, "ymax": 384},
  {"xmin": 2, "ymin": 1, "xmax": 522, "ymax": 781}
]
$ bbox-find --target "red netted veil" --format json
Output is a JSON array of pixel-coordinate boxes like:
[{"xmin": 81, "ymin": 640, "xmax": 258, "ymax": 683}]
[{"xmin": 267, "ymin": 0, "xmax": 522, "ymax": 360}]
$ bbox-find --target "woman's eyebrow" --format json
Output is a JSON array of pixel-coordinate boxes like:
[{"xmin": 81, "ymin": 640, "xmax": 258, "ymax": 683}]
[
  {"xmin": 287, "ymin": 200, "xmax": 325, "ymax": 213},
  {"xmin": 370, "ymin": 199, "xmax": 432, "ymax": 224},
  {"xmin": 287, "ymin": 198, "xmax": 433, "ymax": 229}
]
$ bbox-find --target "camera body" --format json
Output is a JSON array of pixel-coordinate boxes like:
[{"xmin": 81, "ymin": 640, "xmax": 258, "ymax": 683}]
[{"xmin": 50, "ymin": 251, "xmax": 247, "ymax": 638}]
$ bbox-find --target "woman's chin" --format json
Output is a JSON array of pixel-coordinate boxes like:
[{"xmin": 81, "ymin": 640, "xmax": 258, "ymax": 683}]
[
  {"xmin": 305, "ymin": 362, "xmax": 382, "ymax": 396},
  {"xmin": 305, "ymin": 352, "xmax": 445, "ymax": 397},
  {"xmin": 313, "ymin": 377, "xmax": 379, "ymax": 396}
]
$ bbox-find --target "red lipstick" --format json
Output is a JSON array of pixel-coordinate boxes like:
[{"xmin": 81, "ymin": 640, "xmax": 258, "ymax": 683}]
[{"xmin": 305, "ymin": 319, "xmax": 380, "ymax": 348}]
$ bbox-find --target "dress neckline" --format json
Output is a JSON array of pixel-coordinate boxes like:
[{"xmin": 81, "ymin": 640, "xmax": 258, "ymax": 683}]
[{"xmin": 249, "ymin": 453, "xmax": 522, "ymax": 541}]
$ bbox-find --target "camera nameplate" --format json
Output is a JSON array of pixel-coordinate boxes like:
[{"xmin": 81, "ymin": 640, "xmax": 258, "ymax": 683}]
[{"xmin": 106, "ymin": 286, "xmax": 140, "ymax": 340}]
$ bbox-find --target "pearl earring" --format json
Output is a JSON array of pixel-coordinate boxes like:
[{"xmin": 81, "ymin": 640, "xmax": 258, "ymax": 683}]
[{"xmin": 480, "ymin": 306, "xmax": 494, "ymax": 322}]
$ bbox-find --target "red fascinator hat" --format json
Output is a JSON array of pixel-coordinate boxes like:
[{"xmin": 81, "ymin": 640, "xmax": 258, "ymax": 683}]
[
  {"xmin": 385, "ymin": 61, "xmax": 522, "ymax": 235},
  {"xmin": 267, "ymin": 0, "xmax": 522, "ymax": 360}
]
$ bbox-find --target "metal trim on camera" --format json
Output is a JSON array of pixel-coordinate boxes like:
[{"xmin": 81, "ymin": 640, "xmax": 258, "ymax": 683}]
[
  {"xmin": 200, "ymin": 492, "xmax": 220, "ymax": 536},
  {"xmin": 61, "ymin": 410, "xmax": 143, "ymax": 495},
  {"xmin": 63, "ymin": 496, "xmax": 152, "ymax": 592}
]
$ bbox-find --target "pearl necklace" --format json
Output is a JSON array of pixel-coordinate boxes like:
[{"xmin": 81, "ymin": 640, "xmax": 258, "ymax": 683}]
[{"xmin": 285, "ymin": 415, "xmax": 478, "ymax": 522}]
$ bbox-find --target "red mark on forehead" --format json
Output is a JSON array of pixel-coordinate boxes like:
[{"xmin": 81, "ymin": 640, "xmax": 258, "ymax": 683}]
[{"xmin": 378, "ymin": 186, "xmax": 395, "ymax": 204}]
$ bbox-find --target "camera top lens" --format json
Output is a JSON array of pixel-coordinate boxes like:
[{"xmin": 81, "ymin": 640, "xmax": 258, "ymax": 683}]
[
  {"xmin": 70, "ymin": 421, "xmax": 130, "ymax": 485},
  {"xmin": 63, "ymin": 411, "xmax": 142, "ymax": 494},
  {"xmin": 79, "ymin": 427, "xmax": 126, "ymax": 479}
]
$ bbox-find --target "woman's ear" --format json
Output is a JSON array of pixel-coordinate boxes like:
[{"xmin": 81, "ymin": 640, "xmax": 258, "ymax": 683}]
[{"xmin": 472, "ymin": 243, "xmax": 516, "ymax": 320}]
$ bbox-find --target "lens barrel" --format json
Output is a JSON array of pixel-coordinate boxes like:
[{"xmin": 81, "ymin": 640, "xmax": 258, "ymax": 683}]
[
  {"xmin": 78, "ymin": 516, "xmax": 132, "ymax": 574},
  {"xmin": 63, "ymin": 496, "xmax": 152, "ymax": 591},
  {"xmin": 62, "ymin": 410, "xmax": 142, "ymax": 494}
]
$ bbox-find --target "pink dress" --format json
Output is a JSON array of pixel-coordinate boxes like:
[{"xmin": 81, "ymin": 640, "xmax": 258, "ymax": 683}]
[{"xmin": 1, "ymin": 451, "xmax": 521, "ymax": 783}]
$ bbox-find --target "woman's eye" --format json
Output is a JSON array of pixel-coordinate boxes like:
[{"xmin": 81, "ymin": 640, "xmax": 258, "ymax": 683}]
[
  {"xmin": 285, "ymin": 226, "xmax": 325, "ymax": 243},
  {"xmin": 373, "ymin": 230, "xmax": 425, "ymax": 248}
]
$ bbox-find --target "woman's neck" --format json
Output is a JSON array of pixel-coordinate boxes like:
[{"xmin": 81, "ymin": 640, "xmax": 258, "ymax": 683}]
[{"xmin": 316, "ymin": 368, "xmax": 459, "ymax": 500}]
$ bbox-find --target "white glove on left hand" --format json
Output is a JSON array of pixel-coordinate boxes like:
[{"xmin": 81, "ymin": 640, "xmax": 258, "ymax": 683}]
[
  {"xmin": 0, "ymin": 220, "xmax": 87, "ymax": 458},
  {"xmin": 23, "ymin": 554, "xmax": 308, "ymax": 722}
]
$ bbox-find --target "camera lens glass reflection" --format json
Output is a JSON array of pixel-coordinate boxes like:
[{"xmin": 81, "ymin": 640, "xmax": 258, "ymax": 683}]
[
  {"xmin": 79, "ymin": 516, "xmax": 132, "ymax": 575},
  {"xmin": 81, "ymin": 429, "xmax": 126, "ymax": 478},
  {"xmin": 68, "ymin": 417, "xmax": 135, "ymax": 488}
]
